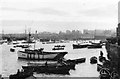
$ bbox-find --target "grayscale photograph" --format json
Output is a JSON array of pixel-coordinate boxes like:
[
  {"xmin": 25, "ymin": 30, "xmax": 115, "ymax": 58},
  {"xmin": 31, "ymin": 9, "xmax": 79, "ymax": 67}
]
[{"xmin": 0, "ymin": 0, "xmax": 120, "ymax": 79}]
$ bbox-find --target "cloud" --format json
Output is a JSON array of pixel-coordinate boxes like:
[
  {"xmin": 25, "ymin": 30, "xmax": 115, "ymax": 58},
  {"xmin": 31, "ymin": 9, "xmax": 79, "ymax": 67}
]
[
  {"xmin": 78, "ymin": 4, "xmax": 117, "ymax": 18},
  {"xmin": 1, "ymin": 7, "xmax": 69, "ymax": 16},
  {"xmin": 28, "ymin": 8, "xmax": 69, "ymax": 16},
  {"xmin": 1, "ymin": 7, "xmax": 25, "ymax": 11}
]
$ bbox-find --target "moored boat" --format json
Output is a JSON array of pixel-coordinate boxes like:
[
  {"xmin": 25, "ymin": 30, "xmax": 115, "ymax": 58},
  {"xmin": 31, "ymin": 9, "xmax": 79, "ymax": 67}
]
[
  {"xmin": 9, "ymin": 69, "xmax": 33, "ymax": 79},
  {"xmin": 73, "ymin": 43, "xmax": 93, "ymax": 49},
  {"xmin": 17, "ymin": 48, "xmax": 68, "ymax": 60},
  {"xmin": 14, "ymin": 45, "xmax": 31, "ymax": 48},
  {"xmin": 10, "ymin": 48, "xmax": 15, "ymax": 52},
  {"xmin": 87, "ymin": 44, "xmax": 102, "ymax": 49},
  {"xmin": 52, "ymin": 45, "xmax": 65, "ymax": 50},
  {"xmin": 54, "ymin": 45, "xmax": 65, "ymax": 47},
  {"xmin": 90, "ymin": 56, "xmax": 97, "ymax": 64},
  {"xmin": 64, "ymin": 58, "xmax": 86, "ymax": 64},
  {"xmin": 52, "ymin": 47, "xmax": 64, "ymax": 50},
  {"xmin": 22, "ymin": 62, "xmax": 71, "ymax": 75}
]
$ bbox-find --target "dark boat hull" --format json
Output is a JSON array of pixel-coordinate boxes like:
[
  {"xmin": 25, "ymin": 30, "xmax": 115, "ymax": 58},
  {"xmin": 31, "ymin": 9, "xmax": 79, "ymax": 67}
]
[
  {"xmin": 52, "ymin": 48, "xmax": 64, "ymax": 50},
  {"xmin": 90, "ymin": 57, "xmax": 97, "ymax": 64},
  {"xmin": 22, "ymin": 41, "xmax": 35, "ymax": 44},
  {"xmin": 14, "ymin": 45, "xmax": 30, "ymax": 48},
  {"xmin": 88, "ymin": 44, "xmax": 102, "ymax": 49},
  {"xmin": 66, "ymin": 58, "xmax": 86, "ymax": 64},
  {"xmin": 22, "ymin": 66, "xmax": 70, "ymax": 75},
  {"xmin": 10, "ymin": 48, "xmax": 15, "ymax": 52},
  {"xmin": 9, "ymin": 70, "xmax": 33, "ymax": 79},
  {"xmin": 73, "ymin": 44, "xmax": 93, "ymax": 49}
]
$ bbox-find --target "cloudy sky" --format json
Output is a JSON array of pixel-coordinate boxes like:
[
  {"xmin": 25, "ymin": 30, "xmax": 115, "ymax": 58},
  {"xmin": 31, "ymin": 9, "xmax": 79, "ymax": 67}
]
[{"xmin": 0, "ymin": 0, "xmax": 119, "ymax": 33}]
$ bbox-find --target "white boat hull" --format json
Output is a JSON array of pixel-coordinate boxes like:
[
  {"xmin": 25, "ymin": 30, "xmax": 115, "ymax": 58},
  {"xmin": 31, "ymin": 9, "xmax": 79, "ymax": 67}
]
[{"xmin": 17, "ymin": 51, "xmax": 67, "ymax": 60}]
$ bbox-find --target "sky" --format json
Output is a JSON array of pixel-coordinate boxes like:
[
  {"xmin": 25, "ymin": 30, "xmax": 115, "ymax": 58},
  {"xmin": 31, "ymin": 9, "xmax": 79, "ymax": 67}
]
[{"xmin": 0, "ymin": 0, "xmax": 119, "ymax": 34}]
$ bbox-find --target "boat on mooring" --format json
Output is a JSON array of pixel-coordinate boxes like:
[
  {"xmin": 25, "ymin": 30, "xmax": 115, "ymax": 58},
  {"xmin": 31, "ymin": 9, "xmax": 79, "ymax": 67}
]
[
  {"xmin": 54, "ymin": 45, "xmax": 65, "ymax": 47},
  {"xmin": 17, "ymin": 48, "xmax": 68, "ymax": 60},
  {"xmin": 9, "ymin": 69, "xmax": 34, "ymax": 79},
  {"xmin": 52, "ymin": 47, "xmax": 64, "ymax": 50},
  {"xmin": 13, "ymin": 44, "xmax": 31, "ymax": 48},
  {"xmin": 87, "ymin": 44, "xmax": 102, "ymax": 49},
  {"xmin": 73, "ymin": 42, "xmax": 93, "ymax": 49},
  {"xmin": 22, "ymin": 61, "xmax": 71, "ymax": 75}
]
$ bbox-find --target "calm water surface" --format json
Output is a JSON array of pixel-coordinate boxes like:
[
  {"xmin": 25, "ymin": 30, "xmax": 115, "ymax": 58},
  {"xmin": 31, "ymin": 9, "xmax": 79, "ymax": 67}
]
[{"xmin": 1, "ymin": 41, "xmax": 107, "ymax": 77}]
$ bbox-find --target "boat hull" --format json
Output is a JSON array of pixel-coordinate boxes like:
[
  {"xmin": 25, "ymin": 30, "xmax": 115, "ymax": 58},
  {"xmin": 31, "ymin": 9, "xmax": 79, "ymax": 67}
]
[
  {"xmin": 87, "ymin": 44, "xmax": 102, "ymax": 49},
  {"xmin": 73, "ymin": 44, "xmax": 93, "ymax": 49},
  {"xmin": 17, "ymin": 51, "xmax": 67, "ymax": 60},
  {"xmin": 22, "ymin": 66, "xmax": 70, "ymax": 75}
]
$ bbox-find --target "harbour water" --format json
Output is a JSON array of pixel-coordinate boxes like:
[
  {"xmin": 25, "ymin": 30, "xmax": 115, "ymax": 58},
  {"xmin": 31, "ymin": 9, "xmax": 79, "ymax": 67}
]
[{"xmin": 0, "ymin": 40, "xmax": 107, "ymax": 77}]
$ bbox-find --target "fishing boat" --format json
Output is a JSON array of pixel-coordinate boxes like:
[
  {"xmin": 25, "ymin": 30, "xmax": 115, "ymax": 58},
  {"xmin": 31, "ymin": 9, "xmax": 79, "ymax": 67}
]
[
  {"xmin": 22, "ymin": 31, "xmax": 35, "ymax": 44},
  {"xmin": 52, "ymin": 45, "xmax": 65, "ymax": 50},
  {"xmin": 22, "ymin": 62, "xmax": 71, "ymax": 75},
  {"xmin": 17, "ymin": 48, "xmax": 68, "ymax": 60},
  {"xmin": 87, "ymin": 44, "xmax": 102, "ymax": 49},
  {"xmin": 54, "ymin": 45, "xmax": 65, "ymax": 47},
  {"xmin": 63, "ymin": 58, "xmax": 86, "ymax": 64},
  {"xmin": 14, "ymin": 44, "xmax": 31, "ymax": 48},
  {"xmin": 9, "ymin": 69, "xmax": 33, "ymax": 79},
  {"xmin": 73, "ymin": 43, "xmax": 93, "ymax": 49},
  {"xmin": 52, "ymin": 47, "xmax": 64, "ymax": 50}
]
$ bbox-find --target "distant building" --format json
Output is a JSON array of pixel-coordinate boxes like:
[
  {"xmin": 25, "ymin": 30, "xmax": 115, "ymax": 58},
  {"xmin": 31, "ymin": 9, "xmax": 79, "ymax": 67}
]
[
  {"xmin": 81, "ymin": 34, "xmax": 94, "ymax": 39},
  {"xmin": 83, "ymin": 29, "xmax": 94, "ymax": 35}
]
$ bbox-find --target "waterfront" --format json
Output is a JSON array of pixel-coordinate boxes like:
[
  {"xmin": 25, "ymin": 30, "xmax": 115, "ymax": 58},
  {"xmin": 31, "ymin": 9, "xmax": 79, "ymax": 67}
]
[{"xmin": 1, "ymin": 40, "xmax": 107, "ymax": 77}]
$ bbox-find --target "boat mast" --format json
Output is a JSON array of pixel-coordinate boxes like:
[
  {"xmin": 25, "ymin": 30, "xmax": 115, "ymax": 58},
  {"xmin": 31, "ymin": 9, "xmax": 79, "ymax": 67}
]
[
  {"xmin": 34, "ymin": 30, "xmax": 37, "ymax": 49},
  {"xmin": 25, "ymin": 25, "xmax": 27, "ymax": 40},
  {"xmin": 28, "ymin": 28, "xmax": 31, "ymax": 46}
]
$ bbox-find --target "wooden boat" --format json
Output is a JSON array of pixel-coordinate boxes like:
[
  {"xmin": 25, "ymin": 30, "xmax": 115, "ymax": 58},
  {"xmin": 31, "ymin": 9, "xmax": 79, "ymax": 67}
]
[
  {"xmin": 14, "ymin": 45, "xmax": 31, "ymax": 48},
  {"xmin": 64, "ymin": 58, "xmax": 86, "ymax": 64},
  {"xmin": 57, "ymin": 60, "xmax": 76, "ymax": 70},
  {"xmin": 54, "ymin": 45, "xmax": 65, "ymax": 47},
  {"xmin": 73, "ymin": 43, "xmax": 93, "ymax": 49},
  {"xmin": 9, "ymin": 69, "xmax": 33, "ymax": 79},
  {"xmin": 22, "ymin": 31, "xmax": 35, "ymax": 44},
  {"xmin": 90, "ymin": 56, "xmax": 97, "ymax": 64},
  {"xmin": 87, "ymin": 44, "xmax": 102, "ymax": 49},
  {"xmin": 10, "ymin": 48, "xmax": 15, "ymax": 52},
  {"xmin": 52, "ymin": 47, "xmax": 64, "ymax": 50},
  {"xmin": 17, "ymin": 48, "xmax": 68, "ymax": 60},
  {"xmin": 52, "ymin": 45, "xmax": 65, "ymax": 50},
  {"xmin": 22, "ymin": 62, "xmax": 71, "ymax": 75},
  {"xmin": 22, "ymin": 41, "xmax": 35, "ymax": 44}
]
